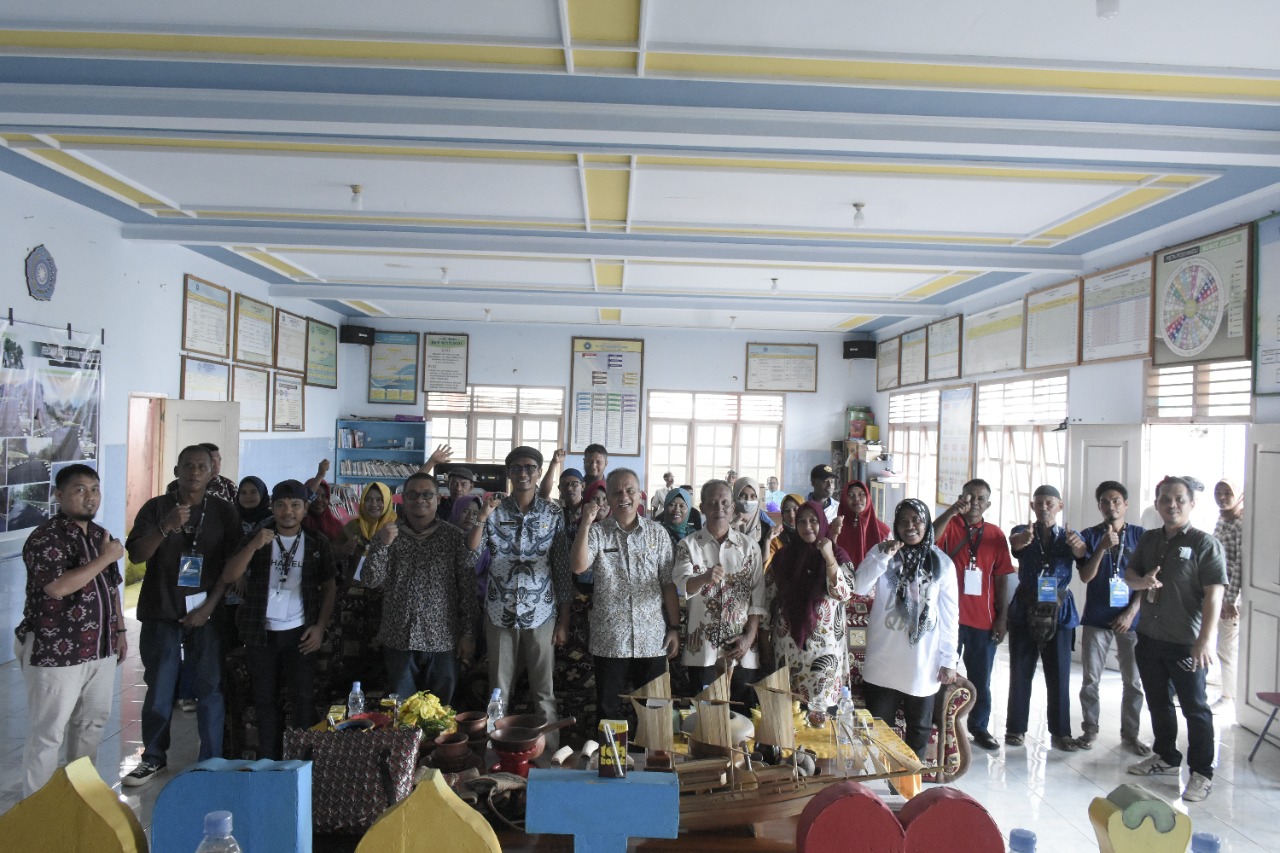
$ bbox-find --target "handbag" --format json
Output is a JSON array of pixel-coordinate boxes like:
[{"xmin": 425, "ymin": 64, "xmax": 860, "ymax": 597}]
[{"xmin": 282, "ymin": 727, "xmax": 423, "ymax": 835}]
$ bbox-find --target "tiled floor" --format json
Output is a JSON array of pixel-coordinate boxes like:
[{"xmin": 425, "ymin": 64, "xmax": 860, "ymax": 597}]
[{"xmin": 2, "ymin": 615, "xmax": 1277, "ymax": 853}]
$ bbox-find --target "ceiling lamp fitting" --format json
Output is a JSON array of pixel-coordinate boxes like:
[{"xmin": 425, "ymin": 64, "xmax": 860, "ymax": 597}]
[
  {"xmin": 853, "ymin": 202, "xmax": 866, "ymax": 228},
  {"xmin": 484, "ymin": 307, "xmax": 492, "ymax": 322},
  {"xmin": 1096, "ymin": 0, "xmax": 1119, "ymax": 19},
  {"xmin": 771, "ymin": 277, "xmax": 779, "ymax": 293},
  {"xmin": 350, "ymin": 184, "xmax": 363, "ymax": 211},
  {"xmin": 441, "ymin": 266, "xmax": 450, "ymax": 286},
  {"xmin": 729, "ymin": 315, "xmax": 737, "ymax": 329}
]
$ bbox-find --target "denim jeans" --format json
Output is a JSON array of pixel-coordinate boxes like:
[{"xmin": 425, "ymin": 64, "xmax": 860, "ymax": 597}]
[
  {"xmin": 957, "ymin": 624, "xmax": 998, "ymax": 735},
  {"xmin": 139, "ymin": 618, "xmax": 224, "ymax": 764},
  {"xmin": 1135, "ymin": 634, "xmax": 1215, "ymax": 778},
  {"xmin": 383, "ymin": 647, "xmax": 458, "ymax": 706}
]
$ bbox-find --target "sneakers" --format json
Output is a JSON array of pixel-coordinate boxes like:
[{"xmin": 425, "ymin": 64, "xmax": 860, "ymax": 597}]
[
  {"xmin": 1121, "ymin": 736, "xmax": 1153, "ymax": 756},
  {"xmin": 122, "ymin": 761, "xmax": 166, "ymax": 787},
  {"xmin": 1182, "ymin": 772, "xmax": 1213, "ymax": 802},
  {"xmin": 1127, "ymin": 755, "xmax": 1179, "ymax": 776},
  {"xmin": 1051, "ymin": 735, "xmax": 1081, "ymax": 752}
]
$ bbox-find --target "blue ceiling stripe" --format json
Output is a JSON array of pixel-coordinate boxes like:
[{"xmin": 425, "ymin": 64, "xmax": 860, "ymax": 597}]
[
  {"xmin": 0, "ymin": 145, "xmax": 153, "ymax": 223},
  {"xmin": 2, "ymin": 57, "xmax": 1279, "ymax": 131},
  {"xmin": 312, "ymin": 299, "xmax": 363, "ymax": 317},
  {"xmin": 182, "ymin": 245, "xmax": 293, "ymax": 284}
]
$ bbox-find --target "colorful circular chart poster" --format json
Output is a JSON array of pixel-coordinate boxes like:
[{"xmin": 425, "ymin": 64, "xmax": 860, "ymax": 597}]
[{"xmin": 1153, "ymin": 225, "xmax": 1251, "ymax": 365}]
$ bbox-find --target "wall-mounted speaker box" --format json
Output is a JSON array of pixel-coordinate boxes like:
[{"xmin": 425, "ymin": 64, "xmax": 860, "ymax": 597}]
[
  {"xmin": 339, "ymin": 325, "xmax": 374, "ymax": 345},
  {"xmin": 843, "ymin": 340, "xmax": 877, "ymax": 360}
]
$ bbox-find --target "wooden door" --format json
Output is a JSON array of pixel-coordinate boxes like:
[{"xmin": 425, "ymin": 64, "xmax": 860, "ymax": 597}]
[{"xmin": 1242, "ymin": 425, "xmax": 1280, "ymax": 740}]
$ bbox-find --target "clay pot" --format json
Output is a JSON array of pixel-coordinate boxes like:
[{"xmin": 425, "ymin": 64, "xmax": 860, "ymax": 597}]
[
  {"xmin": 453, "ymin": 710, "xmax": 488, "ymax": 737},
  {"xmin": 494, "ymin": 714, "xmax": 547, "ymax": 732},
  {"xmin": 434, "ymin": 731, "xmax": 471, "ymax": 760}
]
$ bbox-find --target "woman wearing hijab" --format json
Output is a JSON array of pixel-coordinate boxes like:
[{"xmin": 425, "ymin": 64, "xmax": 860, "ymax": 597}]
[
  {"xmin": 768, "ymin": 493, "xmax": 807, "ymax": 564},
  {"xmin": 449, "ymin": 495, "xmax": 491, "ymax": 602},
  {"xmin": 766, "ymin": 501, "xmax": 853, "ymax": 722},
  {"xmin": 732, "ymin": 476, "xmax": 776, "ymax": 557},
  {"xmin": 837, "ymin": 480, "xmax": 889, "ymax": 566},
  {"xmin": 303, "ymin": 479, "xmax": 345, "ymax": 542},
  {"xmin": 333, "ymin": 482, "xmax": 398, "ymax": 582},
  {"xmin": 1212, "ymin": 478, "xmax": 1244, "ymax": 708},
  {"xmin": 853, "ymin": 498, "xmax": 959, "ymax": 756},
  {"xmin": 328, "ymin": 482, "xmax": 396, "ymax": 689},
  {"xmin": 236, "ymin": 476, "xmax": 273, "ymax": 534},
  {"xmin": 660, "ymin": 486, "xmax": 695, "ymax": 546}
]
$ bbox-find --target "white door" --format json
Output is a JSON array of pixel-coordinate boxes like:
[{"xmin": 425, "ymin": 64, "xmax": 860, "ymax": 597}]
[
  {"xmin": 160, "ymin": 400, "xmax": 241, "ymax": 486},
  {"xmin": 1242, "ymin": 425, "xmax": 1280, "ymax": 741}
]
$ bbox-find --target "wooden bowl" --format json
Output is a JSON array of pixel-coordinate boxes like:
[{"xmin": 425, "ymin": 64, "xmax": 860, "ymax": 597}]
[
  {"xmin": 494, "ymin": 714, "xmax": 547, "ymax": 731},
  {"xmin": 453, "ymin": 710, "xmax": 488, "ymax": 737},
  {"xmin": 434, "ymin": 731, "xmax": 471, "ymax": 760}
]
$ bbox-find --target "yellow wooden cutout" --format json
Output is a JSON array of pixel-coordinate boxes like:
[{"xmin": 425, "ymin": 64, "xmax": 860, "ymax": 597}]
[
  {"xmin": 356, "ymin": 768, "xmax": 501, "ymax": 853},
  {"xmin": 1089, "ymin": 783, "xmax": 1192, "ymax": 853},
  {"xmin": 0, "ymin": 756, "xmax": 147, "ymax": 852}
]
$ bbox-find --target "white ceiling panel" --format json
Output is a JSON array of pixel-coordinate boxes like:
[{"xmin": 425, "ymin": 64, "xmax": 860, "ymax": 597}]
[
  {"xmin": 359, "ymin": 301, "xmax": 601, "ymax": 326},
  {"xmin": 82, "ymin": 149, "xmax": 585, "ymax": 220},
  {"xmin": 619, "ymin": 307, "xmax": 852, "ymax": 333},
  {"xmin": 623, "ymin": 262, "xmax": 934, "ymax": 299},
  {"xmin": 632, "ymin": 168, "xmax": 1120, "ymax": 236},
  {"xmin": 271, "ymin": 250, "xmax": 595, "ymax": 288}
]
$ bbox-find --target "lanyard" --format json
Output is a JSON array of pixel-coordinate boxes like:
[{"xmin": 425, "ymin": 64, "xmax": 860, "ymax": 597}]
[
  {"xmin": 1106, "ymin": 524, "xmax": 1127, "ymax": 578},
  {"xmin": 274, "ymin": 533, "xmax": 303, "ymax": 587},
  {"xmin": 179, "ymin": 496, "xmax": 208, "ymax": 550},
  {"xmin": 964, "ymin": 523, "xmax": 984, "ymax": 565}
]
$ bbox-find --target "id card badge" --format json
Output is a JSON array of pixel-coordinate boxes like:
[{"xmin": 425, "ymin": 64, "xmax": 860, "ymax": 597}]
[
  {"xmin": 1109, "ymin": 576, "xmax": 1130, "ymax": 607},
  {"xmin": 1037, "ymin": 575, "xmax": 1058, "ymax": 603},
  {"xmin": 964, "ymin": 566, "xmax": 983, "ymax": 596},
  {"xmin": 353, "ymin": 556, "xmax": 366, "ymax": 582},
  {"xmin": 177, "ymin": 551, "xmax": 204, "ymax": 588}
]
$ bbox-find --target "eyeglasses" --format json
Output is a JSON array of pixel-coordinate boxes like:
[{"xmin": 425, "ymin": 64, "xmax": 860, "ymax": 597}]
[
  {"xmin": 508, "ymin": 464, "xmax": 540, "ymax": 475},
  {"xmin": 402, "ymin": 490, "xmax": 437, "ymax": 502}
]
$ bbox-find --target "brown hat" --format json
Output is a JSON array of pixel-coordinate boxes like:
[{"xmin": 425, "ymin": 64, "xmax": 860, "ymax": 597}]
[
  {"xmin": 505, "ymin": 446, "xmax": 544, "ymax": 468},
  {"xmin": 447, "ymin": 467, "xmax": 476, "ymax": 482}
]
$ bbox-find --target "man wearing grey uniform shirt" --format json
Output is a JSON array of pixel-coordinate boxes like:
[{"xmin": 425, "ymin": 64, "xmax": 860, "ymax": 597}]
[{"xmin": 1123, "ymin": 476, "xmax": 1226, "ymax": 804}]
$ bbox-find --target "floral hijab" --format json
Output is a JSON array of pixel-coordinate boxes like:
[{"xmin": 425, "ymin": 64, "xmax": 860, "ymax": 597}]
[{"xmin": 884, "ymin": 497, "xmax": 944, "ymax": 646}]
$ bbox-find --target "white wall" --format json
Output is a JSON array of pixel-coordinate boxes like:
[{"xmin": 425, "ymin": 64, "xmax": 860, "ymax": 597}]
[{"xmin": 339, "ymin": 318, "xmax": 876, "ymax": 493}]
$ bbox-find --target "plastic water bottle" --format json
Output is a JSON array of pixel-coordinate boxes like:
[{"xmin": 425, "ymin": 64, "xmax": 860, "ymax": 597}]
[
  {"xmin": 486, "ymin": 688, "xmax": 504, "ymax": 734},
  {"xmin": 194, "ymin": 810, "xmax": 241, "ymax": 853},
  {"xmin": 1191, "ymin": 832, "xmax": 1222, "ymax": 853},
  {"xmin": 835, "ymin": 686, "xmax": 856, "ymax": 746},
  {"xmin": 1009, "ymin": 828, "xmax": 1037, "ymax": 852},
  {"xmin": 347, "ymin": 681, "xmax": 365, "ymax": 718}
]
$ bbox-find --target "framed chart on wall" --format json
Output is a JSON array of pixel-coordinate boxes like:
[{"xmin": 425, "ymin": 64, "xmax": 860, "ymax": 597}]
[
  {"xmin": 963, "ymin": 301, "xmax": 1022, "ymax": 377},
  {"xmin": 274, "ymin": 308, "xmax": 308, "ymax": 375},
  {"xmin": 1081, "ymin": 258, "xmax": 1153, "ymax": 364},
  {"xmin": 1255, "ymin": 213, "xmax": 1280, "ymax": 395},
  {"xmin": 181, "ymin": 275, "xmax": 230, "ymax": 359},
  {"xmin": 180, "ymin": 355, "xmax": 229, "ymax": 402},
  {"xmin": 422, "ymin": 333, "xmax": 470, "ymax": 393},
  {"xmin": 926, "ymin": 315, "xmax": 962, "ymax": 381},
  {"xmin": 1023, "ymin": 279, "xmax": 1081, "ymax": 370},
  {"xmin": 368, "ymin": 331, "xmax": 420, "ymax": 404},
  {"xmin": 1153, "ymin": 224, "xmax": 1252, "ymax": 366},
  {"xmin": 568, "ymin": 337, "xmax": 643, "ymax": 455},
  {"xmin": 305, "ymin": 318, "xmax": 338, "ymax": 389},
  {"xmin": 234, "ymin": 293, "xmax": 275, "ymax": 367},
  {"xmin": 272, "ymin": 373, "xmax": 305, "ymax": 431},
  {"xmin": 232, "ymin": 364, "xmax": 270, "ymax": 432},
  {"xmin": 898, "ymin": 327, "xmax": 928, "ymax": 386},
  {"xmin": 745, "ymin": 343, "xmax": 818, "ymax": 392},
  {"xmin": 935, "ymin": 384, "xmax": 975, "ymax": 506},
  {"xmin": 875, "ymin": 335, "xmax": 900, "ymax": 391}
]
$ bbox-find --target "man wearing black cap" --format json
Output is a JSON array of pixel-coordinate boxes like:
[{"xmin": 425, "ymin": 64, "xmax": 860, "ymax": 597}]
[
  {"xmin": 809, "ymin": 464, "xmax": 840, "ymax": 522},
  {"xmin": 217, "ymin": 479, "xmax": 338, "ymax": 759},
  {"xmin": 470, "ymin": 446, "xmax": 571, "ymax": 747},
  {"xmin": 437, "ymin": 466, "xmax": 476, "ymax": 525},
  {"xmin": 1004, "ymin": 484, "xmax": 1083, "ymax": 751}
]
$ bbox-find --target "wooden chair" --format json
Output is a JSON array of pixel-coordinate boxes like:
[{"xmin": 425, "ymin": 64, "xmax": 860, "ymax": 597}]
[{"xmin": 1248, "ymin": 692, "xmax": 1280, "ymax": 761}]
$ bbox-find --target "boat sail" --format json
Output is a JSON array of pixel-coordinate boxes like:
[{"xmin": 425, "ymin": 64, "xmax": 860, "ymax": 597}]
[{"xmin": 629, "ymin": 671, "xmax": 675, "ymax": 770}]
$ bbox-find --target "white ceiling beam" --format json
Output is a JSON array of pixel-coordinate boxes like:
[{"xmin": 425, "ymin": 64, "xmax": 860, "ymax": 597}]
[
  {"xmin": 266, "ymin": 281, "xmax": 952, "ymax": 317},
  {"xmin": 121, "ymin": 222, "xmax": 1083, "ymax": 273}
]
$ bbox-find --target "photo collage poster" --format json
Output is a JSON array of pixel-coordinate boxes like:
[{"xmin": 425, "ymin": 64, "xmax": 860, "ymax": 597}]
[{"xmin": 0, "ymin": 322, "xmax": 102, "ymax": 533}]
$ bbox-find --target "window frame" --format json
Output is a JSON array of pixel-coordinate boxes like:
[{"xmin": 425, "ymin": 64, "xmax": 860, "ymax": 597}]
[
  {"xmin": 425, "ymin": 384, "xmax": 565, "ymax": 464},
  {"xmin": 644, "ymin": 390, "xmax": 785, "ymax": 492}
]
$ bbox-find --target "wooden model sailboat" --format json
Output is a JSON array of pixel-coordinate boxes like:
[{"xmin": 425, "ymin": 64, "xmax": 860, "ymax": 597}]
[{"xmin": 629, "ymin": 671, "xmax": 675, "ymax": 771}]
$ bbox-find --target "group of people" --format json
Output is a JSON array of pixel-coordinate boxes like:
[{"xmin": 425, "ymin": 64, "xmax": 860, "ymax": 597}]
[{"xmin": 15, "ymin": 439, "xmax": 1243, "ymax": 808}]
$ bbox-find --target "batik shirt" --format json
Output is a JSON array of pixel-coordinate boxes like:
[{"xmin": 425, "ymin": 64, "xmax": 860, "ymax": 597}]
[
  {"xmin": 17, "ymin": 513, "xmax": 122, "ymax": 666},
  {"xmin": 672, "ymin": 527, "xmax": 766, "ymax": 668},
  {"xmin": 582, "ymin": 515, "xmax": 675, "ymax": 658},
  {"xmin": 480, "ymin": 494, "xmax": 570, "ymax": 630}
]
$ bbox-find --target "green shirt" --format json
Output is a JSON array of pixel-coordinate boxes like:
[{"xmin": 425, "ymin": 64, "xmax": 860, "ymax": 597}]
[{"xmin": 1128, "ymin": 523, "xmax": 1226, "ymax": 646}]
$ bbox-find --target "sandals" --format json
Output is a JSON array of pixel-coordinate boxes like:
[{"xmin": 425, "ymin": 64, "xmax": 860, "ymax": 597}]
[{"xmin": 1004, "ymin": 733, "xmax": 1025, "ymax": 746}]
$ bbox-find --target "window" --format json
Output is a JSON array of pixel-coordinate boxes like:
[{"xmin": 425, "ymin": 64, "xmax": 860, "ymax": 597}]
[
  {"xmin": 887, "ymin": 390, "xmax": 939, "ymax": 508},
  {"xmin": 426, "ymin": 385, "xmax": 564, "ymax": 464},
  {"xmin": 1145, "ymin": 359, "xmax": 1252, "ymax": 423},
  {"xmin": 973, "ymin": 373, "xmax": 1068, "ymax": 532},
  {"xmin": 646, "ymin": 391, "xmax": 784, "ymax": 492}
]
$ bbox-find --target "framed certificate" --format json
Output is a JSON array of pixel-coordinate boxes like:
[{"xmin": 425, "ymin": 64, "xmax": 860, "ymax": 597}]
[
  {"xmin": 180, "ymin": 355, "xmax": 230, "ymax": 402},
  {"xmin": 274, "ymin": 308, "xmax": 308, "ymax": 375},
  {"xmin": 926, "ymin": 315, "xmax": 963, "ymax": 381},
  {"xmin": 181, "ymin": 275, "xmax": 230, "ymax": 359},
  {"xmin": 423, "ymin": 333, "xmax": 469, "ymax": 393},
  {"xmin": 232, "ymin": 365, "xmax": 270, "ymax": 432},
  {"xmin": 305, "ymin": 317, "xmax": 339, "ymax": 388},
  {"xmin": 234, "ymin": 293, "xmax": 275, "ymax": 367},
  {"xmin": 1023, "ymin": 279, "xmax": 1081, "ymax": 370},
  {"xmin": 745, "ymin": 343, "xmax": 818, "ymax": 392},
  {"xmin": 272, "ymin": 372, "xmax": 305, "ymax": 431}
]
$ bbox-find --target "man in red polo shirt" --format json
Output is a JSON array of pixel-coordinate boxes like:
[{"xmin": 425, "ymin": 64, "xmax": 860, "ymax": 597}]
[{"xmin": 933, "ymin": 478, "xmax": 1015, "ymax": 751}]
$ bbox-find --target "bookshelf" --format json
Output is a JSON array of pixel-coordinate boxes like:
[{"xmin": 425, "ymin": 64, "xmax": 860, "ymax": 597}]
[{"xmin": 334, "ymin": 417, "xmax": 427, "ymax": 489}]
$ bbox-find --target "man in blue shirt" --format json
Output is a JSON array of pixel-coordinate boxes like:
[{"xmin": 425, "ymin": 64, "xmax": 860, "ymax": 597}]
[
  {"xmin": 1072, "ymin": 481, "xmax": 1149, "ymax": 755},
  {"xmin": 1005, "ymin": 484, "xmax": 1081, "ymax": 751}
]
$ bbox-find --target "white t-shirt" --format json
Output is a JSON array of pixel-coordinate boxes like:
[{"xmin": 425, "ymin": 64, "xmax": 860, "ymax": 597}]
[{"xmin": 265, "ymin": 532, "xmax": 306, "ymax": 631}]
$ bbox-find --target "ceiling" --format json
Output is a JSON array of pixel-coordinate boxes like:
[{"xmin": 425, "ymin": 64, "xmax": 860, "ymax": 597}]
[{"xmin": 3, "ymin": 1, "xmax": 1280, "ymax": 333}]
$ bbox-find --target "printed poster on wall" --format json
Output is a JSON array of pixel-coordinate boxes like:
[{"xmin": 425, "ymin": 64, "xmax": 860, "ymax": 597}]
[
  {"xmin": 368, "ymin": 331, "xmax": 419, "ymax": 404},
  {"xmin": 875, "ymin": 336, "xmax": 900, "ymax": 391},
  {"xmin": 898, "ymin": 327, "xmax": 928, "ymax": 386},
  {"xmin": 1081, "ymin": 259, "xmax": 1153, "ymax": 363},
  {"xmin": 569, "ymin": 337, "xmax": 643, "ymax": 456},
  {"xmin": 233, "ymin": 365, "xmax": 270, "ymax": 432},
  {"xmin": 1153, "ymin": 225, "xmax": 1252, "ymax": 366},
  {"xmin": 234, "ymin": 294, "xmax": 275, "ymax": 367},
  {"xmin": 0, "ymin": 321, "xmax": 102, "ymax": 535},
  {"xmin": 963, "ymin": 301, "xmax": 1023, "ymax": 377},
  {"xmin": 744, "ymin": 343, "xmax": 817, "ymax": 392},
  {"xmin": 423, "ymin": 333, "xmax": 469, "ymax": 393},
  {"xmin": 304, "ymin": 318, "xmax": 338, "ymax": 389},
  {"xmin": 1023, "ymin": 279, "xmax": 1081, "ymax": 370},
  {"xmin": 274, "ymin": 309, "xmax": 308, "ymax": 375},
  {"xmin": 272, "ymin": 373, "xmax": 305, "ymax": 431},
  {"xmin": 926, "ymin": 316, "xmax": 962, "ymax": 381},
  {"xmin": 1255, "ymin": 213, "xmax": 1280, "ymax": 395},
  {"xmin": 181, "ymin": 274, "xmax": 230, "ymax": 359},
  {"xmin": 936, "ymin": 384, "xmax": 975, "ymax": 506},
  {"xmin": 180, "ymin": 355, "xmax": 229, "ymax": 402}
]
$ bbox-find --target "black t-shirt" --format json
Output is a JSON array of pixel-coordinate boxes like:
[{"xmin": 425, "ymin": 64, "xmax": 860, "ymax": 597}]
[{"xmin": 126, "ymin": 493, "xmax": 241, "ymax": 621}]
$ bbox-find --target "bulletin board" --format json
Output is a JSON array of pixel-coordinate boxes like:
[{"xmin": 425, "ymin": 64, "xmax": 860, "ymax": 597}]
[{"xmin": 569, "ymin": 337, "xmax": 643, "ymax": 455}]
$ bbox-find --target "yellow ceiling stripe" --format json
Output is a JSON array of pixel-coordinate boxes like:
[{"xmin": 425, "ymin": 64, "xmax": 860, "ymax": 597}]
[
  {"xmin": 584, "ymin": 168, "xmax": 631, "ymax": 226},
  {"xmin": 29, "ymin": 149, "xmax": 164, "ymax": 205},
  {"xmin": 583, "ymin": 154, "xmax": 631, "ymax": 165},
  {"xmin": 837, "ymin": 315, "xmax": 876, "ymax": 330},
  {"xmin": 240, "ymin": 250, "xmax": 312, "ymax": 278},
  {"xmin": 637, "ymin": 155, "xmax": 1157, "ymax": 184},
  {"xmin": 566, "ymin": 0, "xmax": 640, "ymax": 44},
  {"xmin": 343, "ymin": 300, "xmax": 387, "ymax": 316},
  {"xmin": 645, "ymin": 52, "xmax": 1280, "ymax": 101},
  {"xmin": 901, "ymin": 273, "xmax": 977, "ymax": 300},
  {"xmin": 1038, "ymin": 188, "xmax": 1174, "ymax": 239},
  {"xmin": 598, "ymin": 308, "xmax": 623, "ymax": 322},
  {"xmin": 593, "ymin": 261, "xmax": 624, "ymax": 291},
  {"xmin": 1, "ymin": 132, "xmax": 38, "ymax": 144},
  {"xmin": 573, "ymin": 49, "xmax": 636, "ymax": 71},
  {"xmin": 0, "ymin": 30, "xmax": 564, "ymax": 68}
]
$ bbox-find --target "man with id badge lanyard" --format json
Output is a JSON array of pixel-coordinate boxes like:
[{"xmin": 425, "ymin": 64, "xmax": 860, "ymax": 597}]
[
  {"xmin": 1005, "ymin": 485, "xmax": 1083, "ymax": 751},
  {"xmin": 933, "ymin": 478, "xmax": 1015, "ymax": 752},
  {"xmin": 124, "ymin": 445, "xmax": 240, "ymax": 786},
  {"xmin": 216, "ymin": 480, "xmax": 337, "ymax": 759},
  {"xmin": 1123, "ymin": 476, "xmax": 1226, "ymax": 803},
  {"xmin": 1072, "ymin": 481, "xmax": 1149, "ymax": 755}
]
